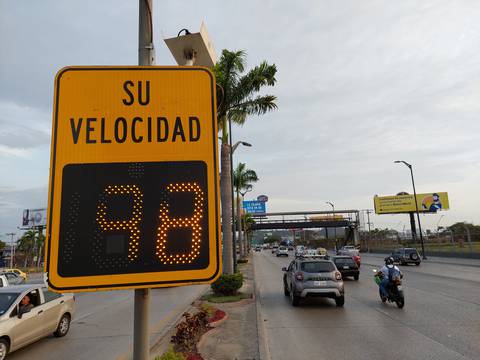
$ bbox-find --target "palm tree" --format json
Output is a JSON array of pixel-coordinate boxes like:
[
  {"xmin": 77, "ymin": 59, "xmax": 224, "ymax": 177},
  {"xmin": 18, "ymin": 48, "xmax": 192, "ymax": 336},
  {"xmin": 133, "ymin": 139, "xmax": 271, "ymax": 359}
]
[
  {"xmin": 17, "ymin": 230, "xmax": 36, "ymax": 267},
  {"xmin": 243, "ymin": 213, "xmax": 256, "ymax": 254},
  {"xmin": 214, "ymin": 50, "xmax": 277, "ymax": 273},
  {"xmin": 233, "ymin": 163, "xmax": 259, "ymax": 259}
]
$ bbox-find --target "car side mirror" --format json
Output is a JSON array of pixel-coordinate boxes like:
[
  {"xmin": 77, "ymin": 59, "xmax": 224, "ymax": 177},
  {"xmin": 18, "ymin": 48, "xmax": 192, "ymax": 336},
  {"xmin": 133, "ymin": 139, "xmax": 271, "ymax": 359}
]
[{"xmin": 282, "ymin": 267, "xmax": 287, "ymax": 271}]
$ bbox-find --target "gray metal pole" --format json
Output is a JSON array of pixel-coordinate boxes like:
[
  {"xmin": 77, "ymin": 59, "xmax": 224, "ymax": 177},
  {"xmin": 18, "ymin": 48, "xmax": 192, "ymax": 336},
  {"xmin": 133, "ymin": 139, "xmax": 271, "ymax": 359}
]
[
  {"xmin": 229, "ymin": 118, "xmax": 237, "ymax": 272},
  {"xmin": 409, "ymin": 166, "xmax": 427, "ymax": 259},
  {"xmin": 134, "ymin": 1, "xmax": 154, "ymax": 359}
]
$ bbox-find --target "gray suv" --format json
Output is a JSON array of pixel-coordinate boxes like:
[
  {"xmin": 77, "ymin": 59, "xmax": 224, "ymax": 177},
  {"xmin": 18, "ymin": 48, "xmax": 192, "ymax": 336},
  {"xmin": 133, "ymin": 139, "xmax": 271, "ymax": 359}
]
[{"xmin": 282, "ymin": 258, "xmax": 345, "ymax": 307}]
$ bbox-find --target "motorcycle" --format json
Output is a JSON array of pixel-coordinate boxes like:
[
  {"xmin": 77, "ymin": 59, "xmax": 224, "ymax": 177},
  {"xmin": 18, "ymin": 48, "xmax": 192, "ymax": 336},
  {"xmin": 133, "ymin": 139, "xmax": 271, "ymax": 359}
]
[{"xmin": 373, "ymin": 269, "xmax": 405, "ymax": 308}]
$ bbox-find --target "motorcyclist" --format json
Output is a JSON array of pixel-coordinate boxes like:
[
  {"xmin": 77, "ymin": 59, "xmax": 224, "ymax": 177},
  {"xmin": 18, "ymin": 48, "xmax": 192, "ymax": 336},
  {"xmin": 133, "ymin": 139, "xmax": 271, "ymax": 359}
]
[{"xmin": 377, "ymin": 257, "xmax": 402, "ymax": 301}]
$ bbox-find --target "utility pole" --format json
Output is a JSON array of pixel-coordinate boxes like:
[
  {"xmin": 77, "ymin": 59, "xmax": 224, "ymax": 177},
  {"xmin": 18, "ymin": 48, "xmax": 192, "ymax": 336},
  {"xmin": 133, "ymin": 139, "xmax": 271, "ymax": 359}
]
[
  {"xmin": 134, "ymin": 1, "xmax": 154, "ymax": 359},
  {"xmin": 6, "ymin": 233, "xmax": 16, "ymax": 268}
]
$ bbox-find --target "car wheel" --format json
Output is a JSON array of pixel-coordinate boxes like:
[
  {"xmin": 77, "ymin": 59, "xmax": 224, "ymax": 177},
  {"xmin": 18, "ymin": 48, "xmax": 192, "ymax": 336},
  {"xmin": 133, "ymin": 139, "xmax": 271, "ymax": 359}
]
[
  {"xmin": 54, "ymin": 314, "xmax": 71, "ymax": 337},
  {"xmin": 283, "ymin": 281, "xmax": 290, "ymax": 296},
  {"xmin": 400, "ymin": 260, "xmax": 406, "ymax": 266},
  {"xmin": 0, "ymin": 339, "xmax": 9, "ymax": 360},
  {"xmin": 290, "ymin": 288, "xmax": 300, "ymax": 306},
  {"xmin": 335, "ymin": 296, "xmax": 345, "ymax": 307},
  {"xmin": 354, "ymin": 274, "xmax": 359, "ymax": 281}
]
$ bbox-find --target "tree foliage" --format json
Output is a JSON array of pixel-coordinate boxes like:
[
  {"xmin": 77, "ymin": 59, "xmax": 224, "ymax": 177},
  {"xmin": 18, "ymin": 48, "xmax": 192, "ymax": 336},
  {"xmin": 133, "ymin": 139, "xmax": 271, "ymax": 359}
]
[
  {"xmin": 233, "ymin": 162, "xmax": 259, "ymax": 194},
  {"xmin": 213, "ymin": 49, "xmax": 278, "ymax": 142}
]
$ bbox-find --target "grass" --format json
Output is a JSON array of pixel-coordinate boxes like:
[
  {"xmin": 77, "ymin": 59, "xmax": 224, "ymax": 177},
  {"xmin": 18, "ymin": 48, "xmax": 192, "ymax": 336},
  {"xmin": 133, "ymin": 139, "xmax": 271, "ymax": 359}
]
[{"xmin": 201, "ymin": 292, "xmax": 252, "ymax": 303}]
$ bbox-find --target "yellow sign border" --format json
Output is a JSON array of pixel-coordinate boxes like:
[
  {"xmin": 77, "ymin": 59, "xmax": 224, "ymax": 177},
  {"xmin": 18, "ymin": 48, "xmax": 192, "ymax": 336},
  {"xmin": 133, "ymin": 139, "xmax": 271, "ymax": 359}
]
[{"xmin": 45, "ymin": 66, "xmax": 221, "ymax": 292}]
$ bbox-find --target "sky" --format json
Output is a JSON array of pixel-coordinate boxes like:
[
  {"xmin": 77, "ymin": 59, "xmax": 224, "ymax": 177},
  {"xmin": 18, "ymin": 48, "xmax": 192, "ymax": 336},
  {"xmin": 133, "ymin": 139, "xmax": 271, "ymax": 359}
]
[{"xmin": 1, "ymin": 0, "xmax": 480, "ymax": 242}]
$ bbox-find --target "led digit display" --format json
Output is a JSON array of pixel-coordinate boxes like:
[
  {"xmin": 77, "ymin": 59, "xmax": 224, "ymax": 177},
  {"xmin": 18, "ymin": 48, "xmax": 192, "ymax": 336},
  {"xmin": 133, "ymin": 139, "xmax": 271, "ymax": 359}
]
[
  {"xmin": 58, "ymin": 161, "xmax": 209, "ymax": 277},
  {"xmin": 156, "ymin": 182, "xmax": 204, "ymax": 265}
]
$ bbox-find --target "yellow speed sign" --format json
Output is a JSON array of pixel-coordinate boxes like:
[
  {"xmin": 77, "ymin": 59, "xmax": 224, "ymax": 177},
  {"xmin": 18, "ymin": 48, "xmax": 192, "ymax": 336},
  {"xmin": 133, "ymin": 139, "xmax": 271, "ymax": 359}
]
[{"xmin": 45, "ymin": 66, "xmax": 221, "ymax": 292}]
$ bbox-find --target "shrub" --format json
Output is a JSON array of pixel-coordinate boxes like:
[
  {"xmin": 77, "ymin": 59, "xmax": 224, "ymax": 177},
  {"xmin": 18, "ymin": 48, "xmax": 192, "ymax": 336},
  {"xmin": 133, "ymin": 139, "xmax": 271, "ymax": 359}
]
[
  {"xmin": 155, "ymin": 347, "xmax": 186, "ymax": 360},
  {"xmin": 171, "ymin": 310, "xmax": 209, "ymax": 353},
  {"xmin": 210, "ymin": 272, "xmax": 243, "ymax": 296}
]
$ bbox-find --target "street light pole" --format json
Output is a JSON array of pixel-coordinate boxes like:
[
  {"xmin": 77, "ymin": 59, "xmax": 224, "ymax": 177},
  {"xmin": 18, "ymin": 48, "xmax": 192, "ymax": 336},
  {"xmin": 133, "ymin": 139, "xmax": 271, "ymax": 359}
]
[
  {"xmin": 230, "ymin": 138, "xmax": 252, "ymax": 271},
  {"xmin": 326, "ymin": 202, "xmax": 337, "ymax": 251},
  {"xmin": 394, "ymin": 160, "xmax": 427, "ymax": 259}
]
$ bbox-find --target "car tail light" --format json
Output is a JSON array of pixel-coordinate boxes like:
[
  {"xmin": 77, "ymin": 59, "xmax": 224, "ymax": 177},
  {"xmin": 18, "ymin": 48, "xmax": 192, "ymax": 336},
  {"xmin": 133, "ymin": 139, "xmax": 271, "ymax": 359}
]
[
  {"xmin": 295, "ymin": 272, "xmax": 304, "ymax": 281},
  {"xmin": 335, "ymin": 272, "xmax": 342, "ymax": 281},
  {"xmin": 354, "ymin": 255, "xmax": 360, "ymax": 261}
]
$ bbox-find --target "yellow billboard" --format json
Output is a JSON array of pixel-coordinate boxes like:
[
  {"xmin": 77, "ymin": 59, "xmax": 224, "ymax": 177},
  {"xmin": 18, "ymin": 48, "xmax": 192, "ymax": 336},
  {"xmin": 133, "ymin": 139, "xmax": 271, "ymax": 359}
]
[{"xmin": 374, "ymin": 192, "xmax": 449, "ymax": 214}]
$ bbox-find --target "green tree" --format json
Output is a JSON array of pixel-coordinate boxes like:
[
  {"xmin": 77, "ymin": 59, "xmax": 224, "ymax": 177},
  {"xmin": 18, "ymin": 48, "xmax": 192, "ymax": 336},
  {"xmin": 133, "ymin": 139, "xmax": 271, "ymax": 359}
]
[
  {"xmin": 233, "ymin": 162, "xmax": 259, "ymax": 258},
  {"xmin": 243, "ymin": 213, "xmax": 256, "ymax": 251},
  {"xmin": 213, "ymin": 50, "xmax": 277, "ymax": 273},
  {"xmin": 16, "ymin": 229, "xmax": 45, "ymax": 267},
  {"xmin": 17, "ymin": 230, "xmax": 36, "ymax": 267}
]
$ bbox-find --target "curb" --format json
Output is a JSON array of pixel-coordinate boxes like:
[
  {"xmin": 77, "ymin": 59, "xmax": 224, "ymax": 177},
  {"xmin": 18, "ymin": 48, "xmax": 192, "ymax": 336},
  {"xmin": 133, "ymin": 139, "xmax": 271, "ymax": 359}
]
[
  {"xmin": 253, "ymin": 256, "xmax": 271, "ymax": 360},
  {"xmin": 208, "ymin": 312, "xmax": 229, "ymax": 328}
]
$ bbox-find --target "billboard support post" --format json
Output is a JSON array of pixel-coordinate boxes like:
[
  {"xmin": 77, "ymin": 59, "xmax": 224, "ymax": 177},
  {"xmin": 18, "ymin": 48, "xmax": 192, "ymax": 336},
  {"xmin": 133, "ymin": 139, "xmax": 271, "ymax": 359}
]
[{"xmin": 409, "ymin": 212, "xmax": 417, "ymax": 244}]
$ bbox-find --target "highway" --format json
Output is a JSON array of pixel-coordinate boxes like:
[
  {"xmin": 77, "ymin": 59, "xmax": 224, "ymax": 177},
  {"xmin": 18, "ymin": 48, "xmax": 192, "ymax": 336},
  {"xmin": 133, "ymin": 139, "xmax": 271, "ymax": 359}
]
[
  {"xmin": 254, "ymin": 251, "xmax": 480, "ymax": 360},
  {"xmin": 8, "ymin": 282, "xmax": 206, "ymax": 360}
]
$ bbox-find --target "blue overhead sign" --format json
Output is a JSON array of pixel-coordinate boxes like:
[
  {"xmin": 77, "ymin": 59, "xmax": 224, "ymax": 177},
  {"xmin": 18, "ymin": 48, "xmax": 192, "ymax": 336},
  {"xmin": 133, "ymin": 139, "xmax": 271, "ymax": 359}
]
[{"xmin": 243, "ymin": 200, "xmax": 266, "ymax": 214}]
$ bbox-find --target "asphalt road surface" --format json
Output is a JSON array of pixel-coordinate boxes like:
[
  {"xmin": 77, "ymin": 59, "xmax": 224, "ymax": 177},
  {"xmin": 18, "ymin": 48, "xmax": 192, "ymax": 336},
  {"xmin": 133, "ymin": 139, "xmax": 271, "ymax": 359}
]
[
  {"xmin": 254, "ymin": 251, "xmax": 480, "ymax": 360},
  {"xmin": 8, "ymin": 283, "xmax": 206, "ymax": 360}
]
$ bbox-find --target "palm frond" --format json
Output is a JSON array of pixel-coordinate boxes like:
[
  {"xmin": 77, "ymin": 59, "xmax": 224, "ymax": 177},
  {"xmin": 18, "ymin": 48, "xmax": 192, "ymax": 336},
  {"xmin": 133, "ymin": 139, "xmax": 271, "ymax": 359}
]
[
  {"xmin": 228, "ymin": 95, "xmax": 278, "ymax": 124},
  {"xmin": 231, "ymin": 61, "xmax": 277, "ymax": 105}
]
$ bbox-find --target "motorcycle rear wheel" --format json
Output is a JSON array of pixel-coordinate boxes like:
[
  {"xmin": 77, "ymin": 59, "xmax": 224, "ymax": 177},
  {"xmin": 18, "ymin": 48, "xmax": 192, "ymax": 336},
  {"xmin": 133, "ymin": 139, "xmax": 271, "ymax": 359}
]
[{"xmin": 395, "ymin": 293, "xmax": 405, "ymax": 309}]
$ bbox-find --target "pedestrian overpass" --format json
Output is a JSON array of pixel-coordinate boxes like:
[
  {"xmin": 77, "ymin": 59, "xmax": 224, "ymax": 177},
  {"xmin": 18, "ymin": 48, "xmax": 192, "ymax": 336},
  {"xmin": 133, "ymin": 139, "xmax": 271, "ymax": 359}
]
[{"xmin": 250, "ymin": 210, "xmax": 361, "ymax": 245}]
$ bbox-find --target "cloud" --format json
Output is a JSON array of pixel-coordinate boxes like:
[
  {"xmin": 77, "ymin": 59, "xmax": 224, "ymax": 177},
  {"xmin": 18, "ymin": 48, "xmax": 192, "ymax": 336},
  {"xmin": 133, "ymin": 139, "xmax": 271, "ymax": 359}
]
[
  {"xmin": 0, "ymin": 186, "xmax": 48, "ymax": 237},
  {"xmin": 0, "ymin": 100, "xmax": 51, "ymax": 157}
]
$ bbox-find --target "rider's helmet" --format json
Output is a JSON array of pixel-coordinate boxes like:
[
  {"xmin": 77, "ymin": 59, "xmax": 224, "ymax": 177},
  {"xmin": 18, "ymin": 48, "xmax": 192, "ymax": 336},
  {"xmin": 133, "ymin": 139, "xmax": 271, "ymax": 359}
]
[{"xmin": 385, "ymin": 256, "xmax": 394, "ymax": 267}]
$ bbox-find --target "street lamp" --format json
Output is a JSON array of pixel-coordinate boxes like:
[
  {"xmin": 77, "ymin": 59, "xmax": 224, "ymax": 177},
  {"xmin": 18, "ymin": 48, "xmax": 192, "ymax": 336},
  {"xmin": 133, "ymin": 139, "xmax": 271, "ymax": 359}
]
[
  {"xmin": 394, "ymin": 160, "xmax": 427, "ymax": 259},
  {"xmin": 326, "ymin": 202, "xmax": 337, "ymax": 251},
  {"xmin": 230, "ymin": 140, "xmax": 252, "ymax": 271},
  {"xmin": 232, "ymin": 141, "xmax": 252, "ymax": 153}
]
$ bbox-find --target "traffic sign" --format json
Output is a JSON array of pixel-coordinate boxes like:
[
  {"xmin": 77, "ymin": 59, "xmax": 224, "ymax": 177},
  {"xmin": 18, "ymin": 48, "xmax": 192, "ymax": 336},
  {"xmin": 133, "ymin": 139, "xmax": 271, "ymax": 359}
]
[
  {"xmin": 45, "ymin": 66, "xmax": 221, "ymax": 292},
  {"xmin": 243, "ymin": 200, "xmax": 266, "ymax": 214}
]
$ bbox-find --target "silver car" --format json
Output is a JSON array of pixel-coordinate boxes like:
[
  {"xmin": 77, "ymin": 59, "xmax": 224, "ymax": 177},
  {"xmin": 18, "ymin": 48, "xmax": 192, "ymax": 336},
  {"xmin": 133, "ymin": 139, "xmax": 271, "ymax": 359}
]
[
  {"xmin": 283, "ymin": 258, "xmax": 345, "ymax": 307},
  {"xmin": 0, "ymin": 285, "xmax": 75, "ymax": 359}
]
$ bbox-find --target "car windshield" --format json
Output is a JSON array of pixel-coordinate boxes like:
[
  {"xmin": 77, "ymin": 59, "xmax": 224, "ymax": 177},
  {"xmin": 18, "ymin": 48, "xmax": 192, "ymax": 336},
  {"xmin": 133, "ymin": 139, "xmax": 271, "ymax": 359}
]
[
  {"xmin": 0, "ymin": 293, "xmax": 19, "ymax": 315},
  {"xmin": 301, "ymin": 262, "xmax": 335, "ymax": 273},
  {"xmin": 334, "ymin": 258, "xmax": 355, "ymax": 265},
  {"xmin": 405, "ymin": 249, "xmax": 418, "ymax": 254},
  {"xmin": 279, "ymin": 247, "xmax": 286, "ymax": 250}
]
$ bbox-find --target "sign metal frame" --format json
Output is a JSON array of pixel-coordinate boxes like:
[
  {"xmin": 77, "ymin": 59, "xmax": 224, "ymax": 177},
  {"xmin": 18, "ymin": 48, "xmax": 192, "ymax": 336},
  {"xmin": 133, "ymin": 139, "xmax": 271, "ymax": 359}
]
[{"xmin": 45, "ymin": 66, "xmax": 221, "ymax": 292}]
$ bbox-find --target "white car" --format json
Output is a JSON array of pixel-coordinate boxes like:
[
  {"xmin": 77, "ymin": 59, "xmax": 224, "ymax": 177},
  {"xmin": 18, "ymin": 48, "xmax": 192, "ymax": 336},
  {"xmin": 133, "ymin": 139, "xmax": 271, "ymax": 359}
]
[
  {"xmin": 276, "ymin": 246, "xmax": 289, "ymax": 257},
  {"xmin": 0, "ymin": 285, "xmax": 75, "ymax": 359},
  {"xmin": 0, "ymin": 276, "xmax": 9, "ymax": 288}
]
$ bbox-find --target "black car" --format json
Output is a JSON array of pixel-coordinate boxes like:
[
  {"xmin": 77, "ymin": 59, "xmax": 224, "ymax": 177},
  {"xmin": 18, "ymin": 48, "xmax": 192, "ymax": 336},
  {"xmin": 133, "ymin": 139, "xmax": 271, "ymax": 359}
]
[
  {"xmin": 391, "ymin": 248, "xmax": 421, "ymax": 266},
  {"xmin": 332, "ymin": 256, "xmax": 359, "ymax": 280}
]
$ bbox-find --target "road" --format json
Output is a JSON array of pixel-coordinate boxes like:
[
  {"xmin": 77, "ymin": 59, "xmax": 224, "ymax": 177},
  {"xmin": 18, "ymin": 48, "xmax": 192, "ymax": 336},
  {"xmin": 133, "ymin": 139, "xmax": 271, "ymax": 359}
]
[
  {"xmin": 8, "ymin": 281, "xmax": 206, "ymax": 360},
  {"xmin": 254, "ymin": 251, "xmax": 480, "ymax": 360}
]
